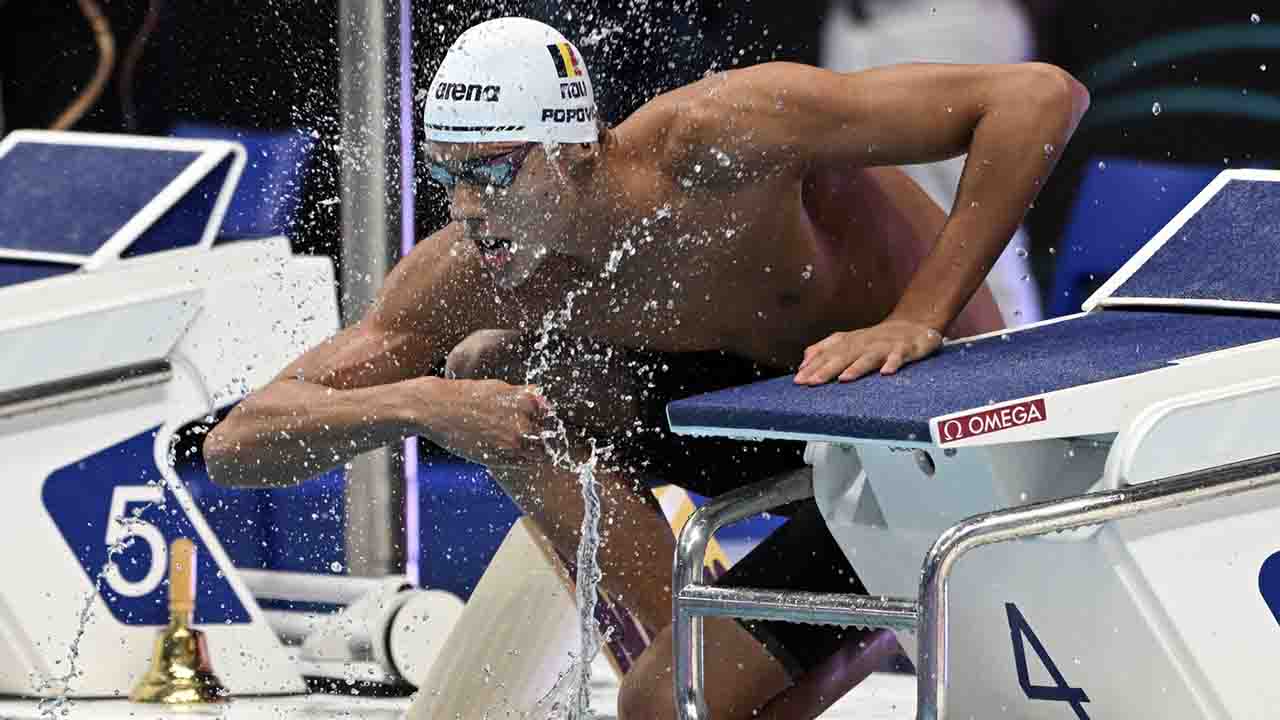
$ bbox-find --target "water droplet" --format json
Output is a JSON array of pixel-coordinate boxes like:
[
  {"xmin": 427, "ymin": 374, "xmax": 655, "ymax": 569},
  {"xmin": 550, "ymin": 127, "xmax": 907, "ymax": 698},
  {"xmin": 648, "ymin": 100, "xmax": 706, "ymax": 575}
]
[
  {"xmin": 801, "ymin": 264, "xmax": 813, "ymax": 280},
  {"xmin": 1152, "ymin": 101, "xmax": 1162, "ymax": 116},
  {"xmin": 1252, "ymin": 13, "xmax": 1262, "ymax": 24},
  {"xmin": 330, "ymin": 561, "xmax": 343, "ymax": 573},
  {"xmin": 1043, "ymin": 143, "xmax": 1055, "ymax": 157},
  {"xmin": 712, "ymin": 148, "xmax": 732, "ymax": 167},
  {"xmin": 1015, "ymin": 247, "xmax": 1029, "ymax": 259},
  {"xmin": 1263, "ymin": 64, "xmax": 1270, "ymax": 72},
  {"xmin": 1097, "ymin": 160, "xmax": 1107, "ymax": 170}
]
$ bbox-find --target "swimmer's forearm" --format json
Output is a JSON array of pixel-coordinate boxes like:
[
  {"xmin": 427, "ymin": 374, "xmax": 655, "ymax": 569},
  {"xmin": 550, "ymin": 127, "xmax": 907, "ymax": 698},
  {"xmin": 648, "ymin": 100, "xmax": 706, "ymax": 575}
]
[
  {"xmin": 893, "ymin": 72, "xmax": 1090, "ymax": 332},
  {"xmin": 203, "ymin": 378, "xmax": 424, "ymax": 488}
]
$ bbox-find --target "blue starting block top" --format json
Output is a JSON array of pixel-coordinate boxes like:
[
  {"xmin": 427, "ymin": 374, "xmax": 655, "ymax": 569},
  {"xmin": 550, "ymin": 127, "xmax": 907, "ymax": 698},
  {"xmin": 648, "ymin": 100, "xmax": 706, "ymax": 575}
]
[
  {"xmin": 667, "ymin": 311, "xmax": 1280, "ymax": 443},
  {"xmin": 668, "ymin": 170, "xmax": 1280, "ymax": 444},
  {"xmin": 0, "ymin": 131, "xmax": 245, "ymax": 287},
  {"xmin": 1095, "ymin": 171, "xmax": 1280, "ymax": 310}
]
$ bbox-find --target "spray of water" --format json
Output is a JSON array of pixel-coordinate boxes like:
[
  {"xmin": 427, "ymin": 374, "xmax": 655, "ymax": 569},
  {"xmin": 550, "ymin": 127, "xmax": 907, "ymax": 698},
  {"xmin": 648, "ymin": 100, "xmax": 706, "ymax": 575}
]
[
  {"xmin": 34, "ymin": 495, "xmax": 167, "ymax": 720},
  {"xmin": 513, "ymin": 197, "xmax": 675, "ymax": 717}
]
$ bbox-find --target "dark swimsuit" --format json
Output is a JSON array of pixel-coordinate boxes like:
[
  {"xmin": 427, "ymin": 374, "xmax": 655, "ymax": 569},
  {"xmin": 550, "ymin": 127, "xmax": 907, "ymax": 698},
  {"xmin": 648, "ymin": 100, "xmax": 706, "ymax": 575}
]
[{"xmin": 612, "ymin": 347, "xmax": 874, "ymax": 678}]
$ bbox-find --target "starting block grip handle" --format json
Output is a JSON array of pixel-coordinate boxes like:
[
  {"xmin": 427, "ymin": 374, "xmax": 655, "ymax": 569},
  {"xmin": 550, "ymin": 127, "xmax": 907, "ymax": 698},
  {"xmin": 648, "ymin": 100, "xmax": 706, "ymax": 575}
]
[{"xmin": 169, "ymin": 538, "xmax": 196, "ymax": 618}]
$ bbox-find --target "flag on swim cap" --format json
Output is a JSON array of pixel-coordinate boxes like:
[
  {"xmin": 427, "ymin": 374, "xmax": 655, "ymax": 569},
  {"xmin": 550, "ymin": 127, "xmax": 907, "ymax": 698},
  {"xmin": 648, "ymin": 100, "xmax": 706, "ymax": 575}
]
[{"xmin": 424, "ymin": 17, "xmax": 599, "ymax": 145}]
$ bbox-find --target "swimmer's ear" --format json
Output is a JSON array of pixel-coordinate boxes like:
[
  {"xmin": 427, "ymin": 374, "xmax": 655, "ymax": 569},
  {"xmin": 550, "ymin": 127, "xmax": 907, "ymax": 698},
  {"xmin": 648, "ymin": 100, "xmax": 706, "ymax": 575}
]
[{"xmin": 559, "ymin": 141, "xmax": 602, "ymax": 176}]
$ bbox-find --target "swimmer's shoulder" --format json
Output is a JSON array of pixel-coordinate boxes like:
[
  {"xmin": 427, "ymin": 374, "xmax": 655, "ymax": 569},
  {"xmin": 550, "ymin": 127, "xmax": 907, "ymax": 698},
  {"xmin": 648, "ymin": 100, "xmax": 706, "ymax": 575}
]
[{"xmin": 619, "ymin": 63, "xmax": 823, "ymax": 182}]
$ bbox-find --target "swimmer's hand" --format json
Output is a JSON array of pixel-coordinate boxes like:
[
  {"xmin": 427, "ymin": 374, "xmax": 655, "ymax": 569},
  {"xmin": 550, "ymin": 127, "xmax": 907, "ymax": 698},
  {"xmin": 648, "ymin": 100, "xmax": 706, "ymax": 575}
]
[
  {"xmin": 794, "ymin": 319, "xmax": 943, "ymax": 385},
  {"xmin": 413, "ymin": 378, "xmax": 556, "ymax": 465}
]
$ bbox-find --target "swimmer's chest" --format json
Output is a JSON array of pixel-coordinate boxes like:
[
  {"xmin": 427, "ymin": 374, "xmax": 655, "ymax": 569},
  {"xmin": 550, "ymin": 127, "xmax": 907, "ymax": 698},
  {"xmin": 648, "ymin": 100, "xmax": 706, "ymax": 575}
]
[{"xmin": 571, "ymin": 171, "xmax": 910, "ymax": 358}]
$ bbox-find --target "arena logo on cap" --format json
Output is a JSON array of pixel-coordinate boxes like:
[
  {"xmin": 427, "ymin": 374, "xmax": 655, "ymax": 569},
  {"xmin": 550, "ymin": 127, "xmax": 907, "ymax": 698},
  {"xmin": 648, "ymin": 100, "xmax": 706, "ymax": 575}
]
[
  {"xmin": 436, "ymin": 82, "xmax": 501, "ymax": 102},
  {"xmin": 546, "ymin": 43, "xmax": 584, "ymax": 79},
  {"xmin": 938, "ymin": 398, "xmax": 1047, "ymax": 443}
]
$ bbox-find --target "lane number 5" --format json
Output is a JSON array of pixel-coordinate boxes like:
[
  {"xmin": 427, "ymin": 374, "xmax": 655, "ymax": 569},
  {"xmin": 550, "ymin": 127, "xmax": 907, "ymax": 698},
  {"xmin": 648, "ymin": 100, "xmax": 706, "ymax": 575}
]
[{"xmin": 101, "ymin": 485, "xmax": 168, "ymax": 598}]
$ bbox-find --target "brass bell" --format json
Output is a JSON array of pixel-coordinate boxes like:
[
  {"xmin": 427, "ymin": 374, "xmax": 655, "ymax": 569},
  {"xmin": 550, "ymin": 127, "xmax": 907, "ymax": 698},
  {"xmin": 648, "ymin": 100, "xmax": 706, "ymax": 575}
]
[{"xmin": 130, "ymin": 538, "xmax": 229, "ymax": 704}]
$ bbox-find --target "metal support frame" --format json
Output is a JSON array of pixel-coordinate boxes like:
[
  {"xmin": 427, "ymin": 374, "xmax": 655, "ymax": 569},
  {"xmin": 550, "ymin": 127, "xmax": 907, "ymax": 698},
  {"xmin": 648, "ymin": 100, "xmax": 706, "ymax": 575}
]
[
  {"xmin": 337, "ymin": 0, "xmax": 407, "ymax": 577},
  {"xmin": 674, "ymin": 451, "xmax": 1280, "ymax": 720}
]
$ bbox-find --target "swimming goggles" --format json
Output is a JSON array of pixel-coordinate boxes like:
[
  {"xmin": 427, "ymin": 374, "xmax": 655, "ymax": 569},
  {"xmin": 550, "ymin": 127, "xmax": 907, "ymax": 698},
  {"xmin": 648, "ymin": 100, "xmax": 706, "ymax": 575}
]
[{"xmin": 427, "ymin": 143, "xmax": 536, "ymax": 190}]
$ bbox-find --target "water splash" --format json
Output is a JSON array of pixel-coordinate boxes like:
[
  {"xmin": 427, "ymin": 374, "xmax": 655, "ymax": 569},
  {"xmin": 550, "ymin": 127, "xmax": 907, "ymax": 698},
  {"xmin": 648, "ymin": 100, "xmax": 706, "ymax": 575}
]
[{"xmin": 34, "ymin": 493, "xmax": 168, "ymax": 720}]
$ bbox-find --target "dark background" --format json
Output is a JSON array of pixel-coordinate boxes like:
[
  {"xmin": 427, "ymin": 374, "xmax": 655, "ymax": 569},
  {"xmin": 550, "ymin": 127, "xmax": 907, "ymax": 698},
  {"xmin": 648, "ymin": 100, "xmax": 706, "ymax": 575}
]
[{"xmin": 3, "ymin": 0, "xmax": 1280, "ymax": 304}]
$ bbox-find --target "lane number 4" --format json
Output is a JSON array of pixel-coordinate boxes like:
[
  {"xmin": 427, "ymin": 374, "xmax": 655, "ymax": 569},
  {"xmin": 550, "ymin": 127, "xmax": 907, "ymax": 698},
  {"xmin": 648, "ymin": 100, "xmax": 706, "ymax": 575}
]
[{"xmin": 1006, "ymin": 603, "xmax": 1091, "ymax": 720}]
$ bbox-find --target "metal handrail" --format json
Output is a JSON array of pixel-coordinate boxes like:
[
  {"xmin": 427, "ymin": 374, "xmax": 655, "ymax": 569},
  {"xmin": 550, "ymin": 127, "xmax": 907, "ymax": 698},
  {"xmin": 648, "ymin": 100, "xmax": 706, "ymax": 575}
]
[
  {"xmin": 914, "ymin": 450, "xmax": 1280, "ymax": 719},
  {"xmin": 673, "ymin": 469, "xmax": 815, "ymax": 720},
  {"xmin": 674, "ymin": 450, "xmax": 1280, "ymax": 720}
]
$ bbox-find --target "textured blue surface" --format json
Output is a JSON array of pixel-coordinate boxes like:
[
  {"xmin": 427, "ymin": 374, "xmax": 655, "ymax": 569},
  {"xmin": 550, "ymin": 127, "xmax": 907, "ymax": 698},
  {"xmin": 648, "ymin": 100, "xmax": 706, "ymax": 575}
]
[
  {"xmin": 1115, "ymin": 179, "xmax": 1280, "ymax": 303},
  {"xmin": 668, "ymin": 311, "xmax": 1280, "ymax": 442},
  {"xmin": 1048, "ymin": 158, "xmax": 1218, "ymax": 317},
  {"xmin": 0, "ymin": 259, "xmax": 76, "ymax": 288},
  {"xmin": 122, "ymin": 156, "xmax": 230, "ymax": 257},
  {"xmin": 0, "ymin": 142, "xmax": 198, "ymax": 255}
]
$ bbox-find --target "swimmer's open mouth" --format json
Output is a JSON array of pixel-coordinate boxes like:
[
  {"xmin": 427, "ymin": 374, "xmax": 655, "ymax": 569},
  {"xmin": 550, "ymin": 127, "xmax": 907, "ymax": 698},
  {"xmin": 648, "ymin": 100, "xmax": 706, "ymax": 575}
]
[{"xmin": 474, "ymin": 236, "xmax": 513, "ymax": 268}]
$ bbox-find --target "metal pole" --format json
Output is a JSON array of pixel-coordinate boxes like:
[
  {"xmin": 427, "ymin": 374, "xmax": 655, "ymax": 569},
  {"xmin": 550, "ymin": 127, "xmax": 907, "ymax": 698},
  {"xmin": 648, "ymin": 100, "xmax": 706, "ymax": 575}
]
[
  {"xmin": 338, "ymin": 0, "xmax": 406, "ymax": 576},
  {"xmin": 673, "ymin": 470, "xmax": 815, "ymax": 720}
]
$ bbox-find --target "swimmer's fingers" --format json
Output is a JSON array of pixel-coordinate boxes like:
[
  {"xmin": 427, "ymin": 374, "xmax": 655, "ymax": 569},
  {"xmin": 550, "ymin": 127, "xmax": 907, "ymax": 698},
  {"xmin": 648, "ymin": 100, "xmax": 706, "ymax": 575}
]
[
  {"xmin": 514, "ymin": 387, "xmax": 558, "ymax": 450},
  {"xmin": 796, "ymin": 332, "xmax": 856, "ymax": 384},
  {"xmin": 834, "ymin": 349, "xmax": 887, "ymax": 383},
  {"xmin": 879, "ymin": 349, "xmax": 908, "ymax": 376},
  {"xmin": 801, "ymin": 320, "xmax": 946, "ymax": 383},
  {"xmin": 797, "ymin": 338, "xmax": 850, "ymax": 383},
  {"xmin": 801, "ymin": 342, "xmax": 886, "ymax": 385},
  {"xmin": 863, "ymin": 333, "xmax": 940, "ymax": 379},
  {"xmin": 436, "ymin": 380, "xmax": 558, "ymax": 465}
]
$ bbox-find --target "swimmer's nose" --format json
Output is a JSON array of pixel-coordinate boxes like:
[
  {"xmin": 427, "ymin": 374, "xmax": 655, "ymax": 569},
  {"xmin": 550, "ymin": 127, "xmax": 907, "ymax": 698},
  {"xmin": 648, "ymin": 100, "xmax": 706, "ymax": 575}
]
[
  {"xmin": 458, "ymin": 218, "xmax": 487, "ymax": 237},
  {"xmin": 449, "ymin": 183, "xmax": 485, "ymax": 222}
]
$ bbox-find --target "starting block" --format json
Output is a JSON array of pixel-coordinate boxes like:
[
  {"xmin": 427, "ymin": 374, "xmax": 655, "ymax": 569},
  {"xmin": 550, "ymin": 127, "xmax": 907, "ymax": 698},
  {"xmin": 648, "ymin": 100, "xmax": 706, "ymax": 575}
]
[
  {"xmin": 0, "ymin": 131, "xmax": 365, "ymax": 699},
  {"xmin": 667, "ymin": 169, "xmax": 1280, "ymax": 719}
]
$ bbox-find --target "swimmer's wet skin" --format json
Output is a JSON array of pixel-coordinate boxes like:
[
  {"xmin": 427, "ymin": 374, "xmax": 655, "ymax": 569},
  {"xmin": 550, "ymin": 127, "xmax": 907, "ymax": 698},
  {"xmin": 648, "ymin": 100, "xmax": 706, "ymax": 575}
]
[{"xmin": 203, "ymin": 15, "xmax": 1089, "ymax": 720}]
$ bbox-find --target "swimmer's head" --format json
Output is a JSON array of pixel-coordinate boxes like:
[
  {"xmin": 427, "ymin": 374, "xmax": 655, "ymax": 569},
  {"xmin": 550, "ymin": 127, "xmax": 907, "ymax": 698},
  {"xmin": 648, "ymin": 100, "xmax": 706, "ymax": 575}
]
[{"xmin": 424, "ymin": 17, "xmax": 601, "ymax": 289}]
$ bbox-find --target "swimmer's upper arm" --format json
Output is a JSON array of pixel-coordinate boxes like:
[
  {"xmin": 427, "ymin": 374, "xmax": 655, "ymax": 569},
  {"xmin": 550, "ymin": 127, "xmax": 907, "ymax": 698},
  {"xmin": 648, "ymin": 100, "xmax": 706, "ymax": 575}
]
[
  {"xmin": 671, "ymin": 62, "xmax": 1089, "ymax": 172},
  {"xmin": 273, "ymin": 223, "xmax": 517, "ymax": 390}
]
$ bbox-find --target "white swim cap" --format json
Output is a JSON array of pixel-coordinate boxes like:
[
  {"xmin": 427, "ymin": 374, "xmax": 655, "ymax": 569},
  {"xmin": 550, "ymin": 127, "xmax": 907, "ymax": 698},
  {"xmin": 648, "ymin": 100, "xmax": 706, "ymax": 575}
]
[{"xmin": 424, "ymin": 18, "xmax": 599, "ymax": 145}]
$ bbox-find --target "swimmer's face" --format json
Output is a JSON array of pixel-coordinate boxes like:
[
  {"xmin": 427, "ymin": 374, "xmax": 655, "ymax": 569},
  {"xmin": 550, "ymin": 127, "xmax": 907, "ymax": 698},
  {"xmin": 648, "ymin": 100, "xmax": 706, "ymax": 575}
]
[{"xmin": 428, "ymin": 140, "xmax": 586, "ymax": 289}]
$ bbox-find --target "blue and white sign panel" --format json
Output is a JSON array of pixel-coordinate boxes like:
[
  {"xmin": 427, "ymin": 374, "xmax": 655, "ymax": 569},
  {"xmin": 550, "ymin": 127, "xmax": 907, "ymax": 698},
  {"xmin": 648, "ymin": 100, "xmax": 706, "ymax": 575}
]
[{"xmin": 41, "ymin": 427, "xmax": 250, "ymax": 626}]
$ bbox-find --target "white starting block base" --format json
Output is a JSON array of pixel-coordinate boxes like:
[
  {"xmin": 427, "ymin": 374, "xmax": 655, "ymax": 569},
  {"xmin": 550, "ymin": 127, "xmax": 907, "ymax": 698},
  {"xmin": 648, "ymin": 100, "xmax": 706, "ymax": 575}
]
[
  {"xmin": 667, "ymin": 171, "xmax": 1280, "ymax": 719},
  {"xmin": 0, "ymin": 238, "xmax": 337, "ymax": 698},
  {"xmin": 812, "ymin": 372, "xmax": 1280, "ymax": 719}
]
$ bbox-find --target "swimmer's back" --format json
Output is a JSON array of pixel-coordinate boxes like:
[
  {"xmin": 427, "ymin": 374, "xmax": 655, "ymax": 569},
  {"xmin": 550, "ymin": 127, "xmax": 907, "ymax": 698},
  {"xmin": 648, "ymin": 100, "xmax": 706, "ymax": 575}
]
[{"xmin": 591, "ymin": 65, "xmax": 1004, "ymax": 364}]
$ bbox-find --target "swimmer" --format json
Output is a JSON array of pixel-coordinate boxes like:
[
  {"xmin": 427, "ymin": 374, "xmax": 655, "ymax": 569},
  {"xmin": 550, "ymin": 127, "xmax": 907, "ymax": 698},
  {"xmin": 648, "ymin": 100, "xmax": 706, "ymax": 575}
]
[{"xmin": 204, "ymin": 16, "xmax": 1088, "ymax": 719}]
